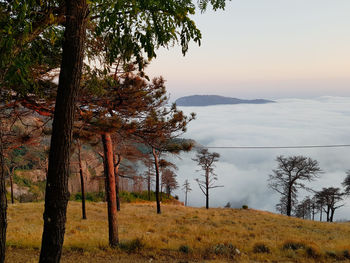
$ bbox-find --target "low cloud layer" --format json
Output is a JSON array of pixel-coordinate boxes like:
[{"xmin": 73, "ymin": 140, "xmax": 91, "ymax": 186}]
[{"xmin": 169, "ymin": 96, "xmax": 350, "ymax": 220}]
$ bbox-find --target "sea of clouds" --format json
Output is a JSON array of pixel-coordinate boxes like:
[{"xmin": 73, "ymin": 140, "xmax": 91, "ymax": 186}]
[{"xmin": 169, "ymin": 96, "xmax": 350, "ymax": 220}]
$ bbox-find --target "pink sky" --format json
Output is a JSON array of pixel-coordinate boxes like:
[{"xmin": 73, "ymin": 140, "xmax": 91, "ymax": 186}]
[{"xmin": 146, "ymin": 0, "xmax": 350, "ymax": 100}]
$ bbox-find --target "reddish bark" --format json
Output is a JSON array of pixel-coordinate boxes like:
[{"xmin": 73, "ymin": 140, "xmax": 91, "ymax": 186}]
[{"xmin": 102, "ymin": 133, "xmax": 119, "ymax": 247}]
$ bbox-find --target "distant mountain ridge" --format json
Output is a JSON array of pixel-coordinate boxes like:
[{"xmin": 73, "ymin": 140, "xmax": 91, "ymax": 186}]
[{"xmin": 175, "ymin": 95, "xmax": 275, "ymax": 106}]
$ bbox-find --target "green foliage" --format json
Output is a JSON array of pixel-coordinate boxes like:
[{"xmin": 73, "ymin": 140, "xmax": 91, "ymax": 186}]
[
  {"xmin": 242, "ymin": 205, "xmax": 248, "ymax": 209},
  {"xmin": 1, "ymin": 0, "xmax": 230, "ymax": 98},
  {"xmin": 72, "ymin": 192, "xmax": 105, "ymax": 202},
  {"xmin": 71, "ymin": 190, "xmax": 174, "ymax": 203},
  {"xmin": 13, "ymin": 174, "xmax": 31, "ymax": 188},
  {"xmin": 119, "ymin": 191, "xmax": 173, "ymax": 203}
]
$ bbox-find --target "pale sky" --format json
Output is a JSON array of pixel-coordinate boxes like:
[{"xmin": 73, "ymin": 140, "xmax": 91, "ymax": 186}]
[{"xmin": 147, "ymin": 0, "xmax": 350, "ymax": 100}]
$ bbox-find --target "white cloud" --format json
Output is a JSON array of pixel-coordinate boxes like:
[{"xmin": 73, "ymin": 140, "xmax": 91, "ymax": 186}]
[{"xmin": 169, "ymin": 96, "xmax": 350, "ymax": 220}]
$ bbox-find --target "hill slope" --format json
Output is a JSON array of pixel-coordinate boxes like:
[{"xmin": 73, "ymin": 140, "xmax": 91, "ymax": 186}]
[
  {"xmin": 6, "ymin": 202, "xmax": 350, "ymax": 262},
  {"xmin": 175, "ymin": 95, "xmax": 274, "ymax": 106}
]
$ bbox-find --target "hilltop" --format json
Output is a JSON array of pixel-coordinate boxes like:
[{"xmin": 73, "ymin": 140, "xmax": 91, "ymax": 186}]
[
  {"xmin": 6, "ymin": 202, "xmax": 350, "ymax": 262},
  {"xmin": 175, "ymin": 95, "xmax": 275, "ymax": 106}
]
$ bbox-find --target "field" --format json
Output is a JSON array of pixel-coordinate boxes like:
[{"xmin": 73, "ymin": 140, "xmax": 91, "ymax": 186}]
[{"xmin": 5, "ymin": 201, "xmax": 350, "ymax": 262}]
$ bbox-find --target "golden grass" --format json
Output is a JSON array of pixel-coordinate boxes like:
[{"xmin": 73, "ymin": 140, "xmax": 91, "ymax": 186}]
[{"xmin": 6, "ymin": 202, "xmax": 350, "ymax": 262}]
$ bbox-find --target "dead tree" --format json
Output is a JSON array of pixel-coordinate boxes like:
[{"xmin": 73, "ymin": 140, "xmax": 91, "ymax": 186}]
[
  {"xmin": 268, "ymin": 155, "xmax": 321, "ymax": 216},
  {"xmin": 342, "ymin": 171, "xmax": 350, "ymax": 195},
  {"xmin": 193, "ymin": 148, "xmax": 222, "ymax": 209},
  {"xmin": 315, "ymin": 187, "xmax": 344, "ymax": 222},
  {"xmin": 182, "ymin": 179, "xmax": 192, "ymax": 206}
]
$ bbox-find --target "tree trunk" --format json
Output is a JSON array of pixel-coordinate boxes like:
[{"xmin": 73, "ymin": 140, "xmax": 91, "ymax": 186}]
[
  {"xmin": 147, "ymin": 173, "xmax": 151, "ymax": 201},
  {"xmin": 39, "ymin": 1, "xmax": 88, "ymax": 262},
  {"xmin": 286, "ymin": 185, "xmax": 292, "ymax": 216},
  {"xmin": 330, "ymin": 208, "xmax": 335, "ymax": 223},
  {"xmin": 0, "ymin": 122, "xmax": 7, "ymax": 263},
  {"xmin": 101, "ymin": 133, "xmax": 119, "ymax": 247},
  {"xmin": 319, "ymin": 206, "xmax": 323, "ymax": 221},
  {"xmin": 9, "ymin": 172, "xmax": 14, "ymax": 204},
  {"xmin": 152, "ymin": 148, "xmax": 161, "ymax": 214},
  {"xmin": 78, "ymin": 144, "xmax": 87, "ymax": 220},
  {"xmin": 185, "ymin": 190, "xmax": 188, "ymax": 206},
  {"xmin": 326, "ymin": 207, "xmax": 330, "ymax": 222},
  {"xmin": 113, "ymin": 154, "xmax": 121, "ymax": 212},
  {"xmin": 205, "ymin": 169, "xmax": 209, "ymax": 209}
]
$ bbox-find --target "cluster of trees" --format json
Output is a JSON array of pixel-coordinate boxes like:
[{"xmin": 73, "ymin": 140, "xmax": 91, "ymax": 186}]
[
  {"xmin": 269, "ymin": 155, "xmax": 350, "ymax": 222},
  {"xmin": 0, "ymin": 0, "xmax": 230, "ymax": 262}
]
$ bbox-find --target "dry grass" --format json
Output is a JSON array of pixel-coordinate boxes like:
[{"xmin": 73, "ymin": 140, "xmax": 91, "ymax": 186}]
[{"xmin": 6, "ymin": 202, "xmax": 350, "ymax": 262}]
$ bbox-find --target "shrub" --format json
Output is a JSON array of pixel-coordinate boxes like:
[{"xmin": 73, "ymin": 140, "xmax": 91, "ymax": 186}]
[
  {"xmin": 343, "ymin": 250, "xmax": 350, "ymax": 259},
  {"xmin": 242, "ymin": 205, "xmax": 248, "ymax": 209},
  {"xmin": 305, "ymin": 245, "xmax": 321, "ymax": 258},
  {"xmin": 282, "ymin": 240, "xmax": 305, "ymax": 251},
  {"xmin": 179, "ymin": 245, "xmax": 190, "ymax": 254},
  {"xmin": 212, "ymin": 243, "xmax": 239, "ymax": 259},
  {"xmin": 73, "ymin": 192, "xmax": 105, "ymax": 202},
  {"xmin": 119, "ymin": 238, "xmax": 144, "ymax": 253},
  {"xmin": 325, "ymin": 250, "xmax": 337, "ymax": 258},
  {"xmin": 253, "ymin": 243, "xmax": 270, "ymax": 254}
]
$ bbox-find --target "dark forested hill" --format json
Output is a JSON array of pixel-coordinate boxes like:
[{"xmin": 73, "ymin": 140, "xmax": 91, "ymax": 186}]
[{"xmin": 175, "ymin": 95, "xmax": 275, "ymax": 106}]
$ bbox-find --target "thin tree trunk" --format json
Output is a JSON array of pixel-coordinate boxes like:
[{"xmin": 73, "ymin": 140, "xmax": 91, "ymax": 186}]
[
  {"xmin": 205, "ymin": 169, "xmax": 209, "ymax": 209},
  {"xmin": 152, "ymin": 148, "xmax": 161, "ymax": 214},
  {"xmin": 78, "ymin": 144, "xmax": 87, "ymax": 220},
  {"xmin": 286, "ymin": 185, "xmax": 292, "ymax": 216},
  {"xmin": 147, "ymin": 174, "xmax": 151, "ymax": 201},
  {"xmin": 113, "ymin": 154, "xmax": 121, "ymax": 212},
  {"xmin": 39, "ymin": 1, "xmax": 88, "ymax": 262},
  {"xmin": 0, "ymin": 121, "xmax": 7, "ymax": 263},
  {"xmin": 101, "ymin": 133, "xmax": 118, "ymax": 247},
  {"xmin": 320, "ymin": 206, "xmax": 323, "ymax": 221},
  {"xmin": 9, "ymin": 172, "xmax": 14, "ymax": 204},
  {"xmin": 330, "ymin": 209, "xmax": 335, "ymax": 223},
  {"xmin": 5, "ymin": 166, "xmax": 14, "ymax": 204},
  {"xmin": 185, "ymin": 190, "xmax": 188, "ymax": 206}
]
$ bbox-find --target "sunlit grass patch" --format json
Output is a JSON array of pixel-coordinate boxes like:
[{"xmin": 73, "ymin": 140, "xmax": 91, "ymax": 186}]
[{"xmin": 6, "ymin": 201, "xmax": 350, "ymax": 262}]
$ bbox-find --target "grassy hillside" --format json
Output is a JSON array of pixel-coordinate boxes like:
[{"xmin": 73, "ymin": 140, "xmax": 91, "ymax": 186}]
[{"xmin": 6, "ymin": 202, "xmax": 350, "ymax": 262}]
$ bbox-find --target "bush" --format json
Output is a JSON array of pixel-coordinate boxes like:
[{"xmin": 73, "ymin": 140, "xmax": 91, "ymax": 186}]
[
  {"xmin": 179, "ymin": 245, "xmax": 190, "ymax": 254},
  {"xmin": 325, "ymin": 250, "xmax": 337, "ymax": 258},
  {"xmin": 282, "ymin": 241, "xmax": 305, "ymax": 251},
  {"xmin": 212, "ymin": 243, "xmax": 239, "ymax": 259},
  {"xmin": 253, "ymin": 243, "xmax": 270, "ymax": 254},
  {"xmin": 73, "ymin": 192, "xmax": 105, "ymax": 202},
  {"xmin": 119, "ymin": 238, "xmax": 144, "ymax": 253},
  {"xmin": 305, "ymin": 245, "xmax": 321, "ymax": 258},
  {"xmin": 242, "ymin": 205, "xmax": 248, "ymax": 209},
  {"xmin": 343, "ymin": 250, "xmax": 350, "ymax": 259}
]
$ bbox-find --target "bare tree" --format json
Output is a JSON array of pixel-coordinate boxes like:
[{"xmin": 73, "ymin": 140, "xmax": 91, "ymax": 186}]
[
  {"xmin": 193, "ymin": 148, "xmax": 222, "ymax": 209},
  {"xmin": 295, "ymin": 196, "xmax": 312, "ymax": 220},
  {"xmin": 268, "ymin": 155, "xmax": 321, "ymax": 216},
  {"xmin": 182, "ymin": 179, "xmax": 192, "ymax": 206},
  {"xmin": 342, "ymin": 170, "xmax": 350, "ymax": 195},
  {"xmin": 315, "ymin": 187, "xmax": 345, "ymax": 222}
]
